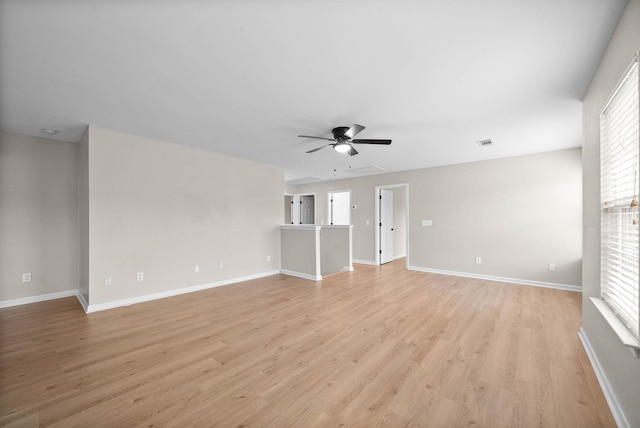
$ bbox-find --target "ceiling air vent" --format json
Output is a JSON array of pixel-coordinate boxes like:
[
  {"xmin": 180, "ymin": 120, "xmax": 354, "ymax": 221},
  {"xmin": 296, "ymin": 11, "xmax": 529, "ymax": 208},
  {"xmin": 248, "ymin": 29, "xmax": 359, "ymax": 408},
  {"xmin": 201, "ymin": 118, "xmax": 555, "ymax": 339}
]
[
  {"xmin": 477, "ymin": 139, "xmax": 493, "ymax": 147},
  {"xmin": 285, "ymin": 176, "xmax": 324, "ymax": 185},
  {"xmin": 345, "ymin": 165, "xmax": 385, "ymax": 175}
]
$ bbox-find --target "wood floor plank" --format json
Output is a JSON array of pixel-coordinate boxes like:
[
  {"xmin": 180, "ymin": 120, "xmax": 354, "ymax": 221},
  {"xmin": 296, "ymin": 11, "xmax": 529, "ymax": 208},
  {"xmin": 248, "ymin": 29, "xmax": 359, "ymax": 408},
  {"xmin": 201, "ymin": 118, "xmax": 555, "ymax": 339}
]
[
  {"xmin": 511, "ymin": 380, "xmax": 557, "ymax": 427},
  {"xmin": 0, "ymin": 259, "xmax": 615, "ymax": 427}
]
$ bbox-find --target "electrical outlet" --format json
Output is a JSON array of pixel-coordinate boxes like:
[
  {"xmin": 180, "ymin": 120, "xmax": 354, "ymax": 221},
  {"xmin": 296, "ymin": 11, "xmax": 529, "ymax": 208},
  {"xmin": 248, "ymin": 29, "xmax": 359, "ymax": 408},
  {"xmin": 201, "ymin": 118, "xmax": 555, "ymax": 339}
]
[
  {"xmin": 22, "ymin": 273, "xmax": 31, "ymax": 283},
  {"xmin": 195, "ymin": 265, "xmax": 200, "ymax": 273},
  {"xmin": 137, "ymin": 272, "xmax": 144, "ymax": 282},
  {"xmin": 104, "ymin": 277, "xmax": 112, "ymax": 287},
  {"xmin": 219, "ymin": 262, "xmax": 224, "ymax": 270},
  {"xmin": 549, "ymin": 263, "xmax": 556, "ymax": 272},
  {"xmin": 475, "ymin": 257, "xmax": 482, "ymax": 265}
]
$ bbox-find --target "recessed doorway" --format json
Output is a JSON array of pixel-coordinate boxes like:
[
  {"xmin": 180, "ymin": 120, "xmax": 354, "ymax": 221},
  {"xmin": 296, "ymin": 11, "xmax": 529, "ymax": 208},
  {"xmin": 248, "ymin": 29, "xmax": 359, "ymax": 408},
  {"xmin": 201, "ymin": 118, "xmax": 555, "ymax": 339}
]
[{"xmin": 374, "ymin": 184, "xmax": 409, "ymax": 267}]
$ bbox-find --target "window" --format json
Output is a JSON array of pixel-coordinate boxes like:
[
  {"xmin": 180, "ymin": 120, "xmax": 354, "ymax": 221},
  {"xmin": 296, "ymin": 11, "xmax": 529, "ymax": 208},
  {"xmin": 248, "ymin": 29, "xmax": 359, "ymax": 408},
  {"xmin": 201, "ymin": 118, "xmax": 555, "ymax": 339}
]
[
  {"xmin": 328, "ymin": 191, "xmax": 350, "ymax": 225},
  {"xmin": 600, "ymin": 54, "xmax": 640, "ymax": 346}
]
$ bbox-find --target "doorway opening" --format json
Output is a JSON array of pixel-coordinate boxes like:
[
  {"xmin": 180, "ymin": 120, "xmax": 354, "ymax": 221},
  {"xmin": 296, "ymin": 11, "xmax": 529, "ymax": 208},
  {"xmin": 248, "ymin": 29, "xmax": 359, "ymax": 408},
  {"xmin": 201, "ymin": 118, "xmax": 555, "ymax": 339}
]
[
  {"xmin": 299, "ymin": 194, "xmax": 316, "ymax": 224},
  {"xmin": 328, "ymin": 190, "xmax": 351, "ymax": 225},
  {"xmin": 374, "ymin": 184, "xmax": 409, "ymax": 267},
  {"xmin": 284, "ymin": 194, "xmax": 294, "ymax": 224},
  {"xmin": 284, "ymin": 193, "xmax": 316, "ymax": 225}
]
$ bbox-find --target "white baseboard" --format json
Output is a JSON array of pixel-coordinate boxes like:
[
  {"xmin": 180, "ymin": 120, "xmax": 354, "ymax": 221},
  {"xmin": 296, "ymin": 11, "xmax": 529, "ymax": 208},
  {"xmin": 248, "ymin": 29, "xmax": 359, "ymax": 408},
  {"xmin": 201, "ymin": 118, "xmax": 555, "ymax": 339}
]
[
  {"xmin": 280, "ymin": 267, "xmax": 353, "ymax": 279},
  {"xmin": 393, "ymin": 254, "xmax": 407, "ymax": 260},
  {"xmin": 75, "ymin": 291, "xmax": 89, "ymax": 312},
  {"xmin": 86, "ymin": 270, "xmax": 281, "ymax": 313},
  {"xmin": 280, "ymin": 269, "xmax": 322, "ymax": 281},
  {"xmin": 0, "ymin": 289, "xmax": 80, "ymax": 309},
  {"xmin": 407, "ymin": 265, "xmax": 581, "ymax": 292},
  {"xmin": 579, "ymin": 328, "xmax": 630, "ymax": 428},
  {"xmin": 1, "ymin": 271, "xmax": 283, "ymax": 313},
  {"xmin": 353, "ymin": 259, "xmax": 376, "ymax": 266}
]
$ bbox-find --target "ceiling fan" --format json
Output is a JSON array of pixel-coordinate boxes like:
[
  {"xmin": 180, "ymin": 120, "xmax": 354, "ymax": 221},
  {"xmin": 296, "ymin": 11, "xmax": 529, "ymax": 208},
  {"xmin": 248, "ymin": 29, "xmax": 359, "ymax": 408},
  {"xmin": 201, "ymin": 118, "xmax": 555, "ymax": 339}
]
[{"xmin": 298, "ymin": 124, "xmax": 391, "ymax": 156}]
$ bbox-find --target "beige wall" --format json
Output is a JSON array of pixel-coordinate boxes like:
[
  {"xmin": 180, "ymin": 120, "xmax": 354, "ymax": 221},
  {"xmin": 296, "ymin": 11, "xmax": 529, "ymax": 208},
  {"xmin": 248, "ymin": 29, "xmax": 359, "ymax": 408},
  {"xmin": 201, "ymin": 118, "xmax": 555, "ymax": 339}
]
[
  {"xmin": 294, "ymin": 148, "xmax": 582, "ymax": 287},
  {"xmin": 281, "ymin": 227, "xmax": 319, "ymax": 277},
  {"xmin": 0, "ymin": 132, "xmax": 78, "ymax": 300},
  {"xmin": 1, "ymin": 127, "xmax": 284, "ymax": 308},
  {"xmin": 84, "ymin": 126, "xmax": 283, "ymax": 306},
  {"xmin": 320, "ymin": 226, "xmax": 351, "ymax": 275},
  {"xmin": 409, "ymin": 149, "xmax": 581, "ymax": 285},
  {"xmin": 280, "ymin": 225, "xmax": 351, "ymax": 278},
  {"xmin": 581, "ymin": 0, "xmax": 640, "ymax": 425}
]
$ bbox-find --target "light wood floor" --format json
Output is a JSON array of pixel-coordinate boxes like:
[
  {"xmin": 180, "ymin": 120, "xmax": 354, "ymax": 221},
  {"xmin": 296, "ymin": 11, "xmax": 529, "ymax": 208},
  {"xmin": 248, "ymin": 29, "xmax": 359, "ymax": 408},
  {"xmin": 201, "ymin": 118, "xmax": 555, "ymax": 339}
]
[{"xmin": 1, "ymin": 260, "xmax": 615, "ymax": 427}]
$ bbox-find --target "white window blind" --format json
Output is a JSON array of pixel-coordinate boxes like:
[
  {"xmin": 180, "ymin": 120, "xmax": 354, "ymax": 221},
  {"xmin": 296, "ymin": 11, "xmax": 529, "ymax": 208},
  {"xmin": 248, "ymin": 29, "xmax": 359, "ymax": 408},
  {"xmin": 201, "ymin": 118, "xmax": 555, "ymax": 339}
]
[{"xmin": 600, "ymin": 55, "xmax": 640, "ymax": 341}]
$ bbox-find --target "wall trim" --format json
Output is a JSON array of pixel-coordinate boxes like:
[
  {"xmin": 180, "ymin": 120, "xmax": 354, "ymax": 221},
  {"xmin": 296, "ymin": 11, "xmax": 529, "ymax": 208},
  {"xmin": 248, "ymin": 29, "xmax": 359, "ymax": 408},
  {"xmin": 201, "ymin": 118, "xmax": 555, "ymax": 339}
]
[
  {"xmin": 352, "ymin": 257, "xmax": 405, "ymax": 266},
  {"xmin": 579, "ymin": 328, "xmax": 630, "ymax": 428},
  {"xmin": 86, "ymin": 270, "xmax": 281, "ymax": 313},
  {"xmin": 353, "ymin": 259, "xmax": 376, "ymax": 266},
  {"xmin": 280, "ymin": 269, "xmax": 322, "ymax": 281},
  {"xmin": 75, "ymin": 291, "xmax": 89, "ymax": 312},
  {"xmin": 0, "ymin": 289, "xmax": 80, "ymax": 309},
  {"xmin": 407, "ymin": 265, "xmax": 581, "ymax": 292},
  {"xmin": 589, "ymin": 297, "xmax": 640, "ymax": 357}
]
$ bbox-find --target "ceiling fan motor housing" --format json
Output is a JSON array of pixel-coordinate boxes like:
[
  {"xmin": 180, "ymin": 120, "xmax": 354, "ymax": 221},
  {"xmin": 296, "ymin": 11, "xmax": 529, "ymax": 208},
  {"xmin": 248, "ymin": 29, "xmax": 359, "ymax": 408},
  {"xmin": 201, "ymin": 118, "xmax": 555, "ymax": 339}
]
[{"xmin": 332, "ymin": 127, "xmax": 351, "ymax": 140}]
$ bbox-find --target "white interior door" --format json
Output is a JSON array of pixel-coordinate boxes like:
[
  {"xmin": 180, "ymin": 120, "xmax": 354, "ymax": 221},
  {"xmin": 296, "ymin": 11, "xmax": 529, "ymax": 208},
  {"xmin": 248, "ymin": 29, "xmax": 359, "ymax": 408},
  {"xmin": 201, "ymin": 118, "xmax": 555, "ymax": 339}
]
[
  {"xmin": 329, "ymin": 191, "xmax": 350, "ymax": 225},
  {"xmin": 380, "ymin": 189, "xmax": 394, "ymax": 264},
  {"xmin": 300, "ymin": 195, "xmax": 315, "ymax": 224}
]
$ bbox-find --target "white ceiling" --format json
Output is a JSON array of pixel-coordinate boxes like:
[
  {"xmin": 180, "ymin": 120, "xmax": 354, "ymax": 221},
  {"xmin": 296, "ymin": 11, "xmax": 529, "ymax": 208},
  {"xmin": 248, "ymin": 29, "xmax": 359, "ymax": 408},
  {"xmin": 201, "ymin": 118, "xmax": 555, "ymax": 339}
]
[{"xmin": 0, "ymin": 0, "xmax": 628, "ymax": 183}]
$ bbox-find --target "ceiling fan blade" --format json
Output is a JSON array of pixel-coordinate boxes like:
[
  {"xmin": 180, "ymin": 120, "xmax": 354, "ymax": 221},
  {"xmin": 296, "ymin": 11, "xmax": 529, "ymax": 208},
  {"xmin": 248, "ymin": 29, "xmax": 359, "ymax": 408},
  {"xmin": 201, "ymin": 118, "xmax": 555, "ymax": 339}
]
[
  {"xmin": 344, "ymin": 124, "xmax": 365, "ymax": 139},
  {"xmin": 298, "ymin": 135, "xmax": 335, "ymax": 142},
  {"xmin": 351, "ymin": 139, "xmax": 392, "ymax": 145},
  {"xmin": 306, "ymin": 144, "xmax": 331, "ymax": 153},
  {"xmin": 347, "ymin": 145, "xmax": 359, "ymax": 156}
]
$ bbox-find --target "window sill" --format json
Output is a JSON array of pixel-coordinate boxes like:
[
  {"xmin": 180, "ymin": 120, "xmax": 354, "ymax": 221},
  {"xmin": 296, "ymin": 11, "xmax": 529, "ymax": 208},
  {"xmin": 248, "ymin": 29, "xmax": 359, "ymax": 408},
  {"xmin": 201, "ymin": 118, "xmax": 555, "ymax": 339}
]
[{"xmin": 590, "ymin": 297, "xmax": 640, "ymax": 359}]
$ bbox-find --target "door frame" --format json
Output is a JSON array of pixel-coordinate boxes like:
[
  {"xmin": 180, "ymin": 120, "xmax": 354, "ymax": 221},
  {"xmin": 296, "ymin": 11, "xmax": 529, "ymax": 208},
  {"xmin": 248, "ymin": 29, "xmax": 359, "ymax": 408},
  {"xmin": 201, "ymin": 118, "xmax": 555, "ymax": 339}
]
[
  {"xmin": 284, "ymin": 193, "xmax": 296, "ymax": 224},
  {"xmin": 379, "ymin": 188, "xmax": 394, "ymax": 265},
  {"xmin": 374, "ymin": 183, "xmax": 409, "ymax": 267}
]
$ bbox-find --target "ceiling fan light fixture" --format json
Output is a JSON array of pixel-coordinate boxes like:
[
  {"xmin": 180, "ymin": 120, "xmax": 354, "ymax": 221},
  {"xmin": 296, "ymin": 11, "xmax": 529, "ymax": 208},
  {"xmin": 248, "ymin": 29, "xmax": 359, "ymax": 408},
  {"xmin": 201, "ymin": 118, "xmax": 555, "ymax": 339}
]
[
  {"xmin": 299, "ymin": 124, "xmax": 391, "ymax": 156},
  {"xmin": 334, "ymin": 142, "xmax": 351, "ymax": 153}
]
